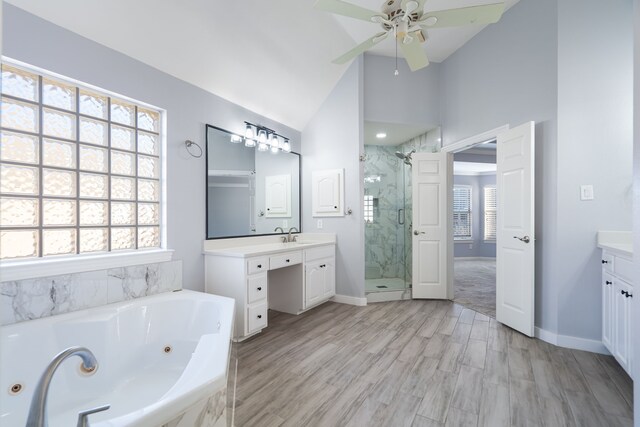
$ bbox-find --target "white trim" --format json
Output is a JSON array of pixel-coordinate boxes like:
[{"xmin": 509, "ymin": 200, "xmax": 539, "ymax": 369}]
[
  {"xmin": 0, "ymin": 249, "xmax": 174, "ymax": 282},
  {"xmin": 331, "ymin": 294, "xmax": 367, "ymax": 306},
  {"xmin": 442, "ymin": 124, "xmax": 510, "ymax": 153},
  {"xmin": 534, "ymin": 327, "xmax": 610, "ymax": 355},
  {"xmin": 366, "ymin": 290, "xmax": 411, "ymax": 303},
  {"xmin": 454, "ymin": 256, "xmax": 496, "ymax": 261},
  {"xmin": 454, "ymin": 171, "xmax": 497, "ymax": 176},
  {"xmin": 454, "ymin": 240, "xmax": 474, "ymax": 244}
]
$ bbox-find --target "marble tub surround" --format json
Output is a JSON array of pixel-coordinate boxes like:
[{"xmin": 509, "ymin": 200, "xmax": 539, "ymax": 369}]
[
  {"xmin": 597, "ymin": 230, "xmax": 633, "ymax": 257},
  {"xmin": 1, "ymin": 260, "xmax": 182, "ymax": 325}
]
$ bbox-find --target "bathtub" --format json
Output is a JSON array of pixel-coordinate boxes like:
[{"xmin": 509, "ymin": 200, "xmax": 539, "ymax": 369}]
[{"xmin": 0, "ymin": 290, "xmax": 234, "ymax": 427}]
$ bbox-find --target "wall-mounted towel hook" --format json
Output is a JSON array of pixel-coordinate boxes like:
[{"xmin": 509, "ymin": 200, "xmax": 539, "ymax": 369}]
[{"xmin": 184, "ymin": 140, "xmax": 203, "ymax": 158}]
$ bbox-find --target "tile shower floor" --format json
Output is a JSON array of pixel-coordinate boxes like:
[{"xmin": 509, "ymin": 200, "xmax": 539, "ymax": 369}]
[
  {"xmin": 230, "ymin": 300, "xmax": 633, "ymax": 426},
  {"xmin": 365, "ymin": 277, "xmax": 408, "ymax": 293}
]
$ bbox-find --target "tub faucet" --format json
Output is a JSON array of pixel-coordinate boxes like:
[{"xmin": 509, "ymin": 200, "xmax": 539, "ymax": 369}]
[
  {"xmin": 287, "ymin": 227, "xmax": 299, "ymax": 243},
  {"xmin": 26, "ymin": 346, "xmax": 103, "ymax": 427}
]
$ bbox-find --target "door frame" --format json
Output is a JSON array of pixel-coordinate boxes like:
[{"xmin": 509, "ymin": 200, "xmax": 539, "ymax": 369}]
[{"xmin": 440, "ymin": 124, "xmax": 509, "ymax": 299}]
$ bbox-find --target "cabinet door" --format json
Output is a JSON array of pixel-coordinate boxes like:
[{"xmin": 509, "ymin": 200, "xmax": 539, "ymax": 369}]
[
  {"xmin": 305, "ymin": 261, "xmax": 325, "ymax": 308},
  {"xmin": 265, "ymin": 174, "xmax": 291, "ymax": 217},
  {"xmin": 602, "ymin": 272, "xmax": 614, "ymax": 351},
  {"xmin": 614, "ymin": 280, "xmax": 632, "ymax": 372},
  {"xmin": 322, "ymin": 258, "xmax": 336, "ymax": 299},
  {"xmin": 312, "ymin": 169, "xmax": 343, "ymax": 216}
]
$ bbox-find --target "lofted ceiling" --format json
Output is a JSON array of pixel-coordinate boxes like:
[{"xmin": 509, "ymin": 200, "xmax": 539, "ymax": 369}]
[
  {"xmin": 5, "ymin": 0, "xmax": 517, "ymax": 130},
  {"xmin": 364, "ymin": 121, "xmax": 434, "ymax": 146}
]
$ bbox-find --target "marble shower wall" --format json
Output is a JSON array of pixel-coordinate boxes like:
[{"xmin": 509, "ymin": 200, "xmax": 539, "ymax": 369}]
[
  {"xmin": 364, "ymin": 145, "xmax": 405, "ymax": 280},
  {"xmin": 0, "ymin": 260, "xmax": 182, "ymax": 325}
]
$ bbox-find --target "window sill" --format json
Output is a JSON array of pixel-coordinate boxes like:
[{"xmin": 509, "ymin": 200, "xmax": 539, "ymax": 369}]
[
  {"xmin": 484, "ymin": 240, "xmax": 497, "ymax": 244},
  {"xmin": 0, "ymin": 249, "xmax": 174, "ymax": 282},
  {"xmin": 454, "ymin": 240, "xmax": 474, "ymax": 244}
]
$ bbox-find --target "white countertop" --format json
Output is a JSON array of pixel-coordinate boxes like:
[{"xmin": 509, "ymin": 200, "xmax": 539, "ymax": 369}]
[
  {"xmin": 203, "ymin": 233, "xmax": 336, "ymax": 258},
  {"xmin": 597, "ymin": 231, "xmax": 633, "ymax": 258}
]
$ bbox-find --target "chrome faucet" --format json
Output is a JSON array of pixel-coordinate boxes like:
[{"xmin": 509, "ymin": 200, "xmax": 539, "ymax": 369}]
[
  {"xmin": 27, "ymin": 346, "xmax": 108, "ymax": 427},
  {"xmin": 274, "ymin": 226, "xmax": 285, "ymax": 233},
  {"xmin": 287, "ymin": 227, "xmax": 299, "ymax": 243}
]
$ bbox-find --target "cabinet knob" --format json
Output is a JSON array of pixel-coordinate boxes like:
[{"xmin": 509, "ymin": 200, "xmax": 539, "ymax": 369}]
[
  {"xmin": 334, "ymin": 206, "xmax": 337, "ymax": 209},
  {"xmin": 257, "ymin": 315, "xmax": 262, "ymax": 319},
  {"xmin": 606, "ymin": 281, "xmax": 612, "ymax": 285},
  {"xmin": 286, "ymin": 259, "xmax": 290, "ymax": 263},
  {"xmin": 257, "ymin": 264, "xmax": 262, "ymax": 268},
  {"xmin": 602, "ymin": 260, "xmax": 609, "ymax": 264},
  {"xmin": 257, "ymin": 287, "xmax": 262, "ymax": 291},
  {"xmin": 621, "ymin": 290, "xmax": 628, "ymax": 296}
]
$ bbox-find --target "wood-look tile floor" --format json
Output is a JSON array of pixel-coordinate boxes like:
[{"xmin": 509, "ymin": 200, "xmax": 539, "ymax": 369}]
[{"xmin": 229, "ymin": 300, "xmax": 633, "ymax": 427}]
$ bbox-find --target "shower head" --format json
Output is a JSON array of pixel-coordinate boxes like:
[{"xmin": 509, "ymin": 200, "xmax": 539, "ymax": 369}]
[{"xmin": 395, "ymin": 149, "xmax": 416, "ymax": 165}]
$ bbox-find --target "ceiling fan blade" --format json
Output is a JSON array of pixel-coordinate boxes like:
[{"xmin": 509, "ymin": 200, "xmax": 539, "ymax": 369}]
[
  {"xmin": 315, "ymin": 0, "xmax": 388, "ymax": 22},
  {"xmin": 332, "ymin": 32, "xmax": 390, "ymax": 65},
  {"xmin": 419, "ymin": 3, "xmax": 505, "ymax": 28},
  {"xmin": 399, "ymin": 35, "xmax": 429, "ymax": 71}
]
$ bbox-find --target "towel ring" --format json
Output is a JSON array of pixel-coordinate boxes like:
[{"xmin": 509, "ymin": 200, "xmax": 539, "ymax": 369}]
[{"xmin": 185, "ymin": 140, "xmax": 203, "ymax": 158}]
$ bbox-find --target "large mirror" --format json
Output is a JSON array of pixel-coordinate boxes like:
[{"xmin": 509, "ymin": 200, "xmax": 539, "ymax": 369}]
[{"xmin": 206, "ymin": 125, "xmax": 301, "ymax": 239}]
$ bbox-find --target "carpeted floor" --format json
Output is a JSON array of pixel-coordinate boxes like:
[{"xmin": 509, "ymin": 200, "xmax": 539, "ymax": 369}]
[{"xmin": 453, "ymin": 258, "xmax": 496, "ymax": 318}]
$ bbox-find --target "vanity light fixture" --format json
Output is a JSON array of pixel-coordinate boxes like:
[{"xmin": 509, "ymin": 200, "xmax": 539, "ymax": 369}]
[{"xmin": 240, "ymin": 121, "xmax": 291, "ymax": 153}]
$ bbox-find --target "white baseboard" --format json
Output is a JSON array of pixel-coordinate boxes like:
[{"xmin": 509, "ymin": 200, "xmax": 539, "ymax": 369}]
[
  {"xmin": 535, "ymin": 327, "xmax": 610, "ymax": 355},
  {"xmin": 331, "ymin": 294, "xmax": 368, "ymax": 306},
  {"xmin": 366, "ymin": 290, "xmax": 412, "ymax": 303}
]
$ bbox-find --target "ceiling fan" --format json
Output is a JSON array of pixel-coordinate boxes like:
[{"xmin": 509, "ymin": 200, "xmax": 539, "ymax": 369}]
[{"xmin": 315, "ymin": 0, "xmax": 506, "ymax": 72}]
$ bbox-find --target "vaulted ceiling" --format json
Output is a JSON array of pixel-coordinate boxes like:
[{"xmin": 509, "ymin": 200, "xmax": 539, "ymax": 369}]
[{"xmin": 5, "ymin": 0, "xmax": 518, "ymax": 130}]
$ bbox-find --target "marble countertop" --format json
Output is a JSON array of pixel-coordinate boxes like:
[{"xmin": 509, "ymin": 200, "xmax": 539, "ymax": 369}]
[
  {"xmin": 597, "ymin": 231, "xmax": 632, "ymax": 258},
  {"xmin": 203, "ymin": 233, "xmax": 336, "ymax": 258}
]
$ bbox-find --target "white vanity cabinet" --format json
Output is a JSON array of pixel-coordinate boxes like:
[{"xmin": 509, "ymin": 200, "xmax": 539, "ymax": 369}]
[
  {"xmin": 204, "ymin": 236, "xmax": 336, "ymax": 341},
  {"xmin": 600, "ymin": 247, "xmax": 634, "ymax": 378}
]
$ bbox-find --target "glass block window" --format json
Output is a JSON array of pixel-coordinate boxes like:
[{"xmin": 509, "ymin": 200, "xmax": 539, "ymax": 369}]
[
  {"xmin": 364, "ymin": 195, "xmax": 374, "ymax": 223},
  {"xmin": 453, "ymin": 185, "xmax": 472, "ymax": 241},
  {"xmin": 484, "ymin": 186, "xmax": 497, "ymax": 241},
  {"xmin": 0, "ymin": 62, "xmax": 162, "ymax": 260}
]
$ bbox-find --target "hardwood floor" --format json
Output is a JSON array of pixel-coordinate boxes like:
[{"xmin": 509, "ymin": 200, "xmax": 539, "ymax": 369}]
[{"xmin": 229, "ymin": 300, "xmax": 633, "ymax": 427}]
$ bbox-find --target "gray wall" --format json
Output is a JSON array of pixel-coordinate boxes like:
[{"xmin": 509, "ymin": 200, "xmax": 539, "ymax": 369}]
[
  {"xmin": 207, "ymin": 126, "xmax": 255, "ymax": 172},
  {"xmin": 633, "ymin": 0, "xmax": 639, "ymax": 418},
  {"xmin": 555, "ymin": 0, "xmax": 633, "ymax": 340},
  {"xmin": 302, "ymin": 58, "xmax": 365, "ymax": 299},
  {"xmin": 453, "ymin": 174, "xmax": 497, "ymax": 258},
  {"xmin": 441, "ymin": 0, "xmax": 560, "ymax": 333},
  {"xmin": 363, "ymin": 53, "xmax": 441, "ymax": 128},
  {"xmin": 2, "ymin": 4, "xmax": 301, "ymax": 291}
]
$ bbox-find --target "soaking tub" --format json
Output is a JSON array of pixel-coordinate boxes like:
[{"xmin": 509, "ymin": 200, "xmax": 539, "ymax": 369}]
[{"xmin": 0, "ymin": 290, "xmax": 234, "ymax": 427}]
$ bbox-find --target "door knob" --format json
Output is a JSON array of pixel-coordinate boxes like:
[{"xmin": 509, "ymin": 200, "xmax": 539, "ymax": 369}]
[
  {"xmin": 513, "ymin": 235, "xmax": 531, "ymax": 243},
  {"xmin": 414, "ymin": 230, "xmax": 425, "ymax": 236}
]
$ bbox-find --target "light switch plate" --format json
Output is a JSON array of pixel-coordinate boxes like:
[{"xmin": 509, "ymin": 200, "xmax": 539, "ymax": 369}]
[
  {"xmin": 317, "ymin": 219, "xmax": 323, "ymax": 229},
  {"xmin": 580, "ymin": 185, "xmax": 594, "ymax": 201}
]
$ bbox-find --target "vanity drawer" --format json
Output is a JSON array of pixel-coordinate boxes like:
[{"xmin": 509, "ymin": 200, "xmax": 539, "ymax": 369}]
[
  {"xmin": 247, "ymin": 273, "xmax": 267, "ymax": 304},
  {"xmin": 270, "ymin": 251, "xmax": 302, "ymax": 270},
  {"xmin": 602, "ymin": 252, "xmax": 614, "ymax": 274},
  {"xmin": 305, "ymin": 245, "xmax": 335, "ymax": 262},
  {"xmin": 247, "ymin": 257, "xmax": 268, "ymax": 275},
  {"xmin": 615, "ymin": 255, "xmax": 634, "ymax": 284},
  {"xmin": 247, "ymin": 303, "xmax": 267, "ymax": 333}
]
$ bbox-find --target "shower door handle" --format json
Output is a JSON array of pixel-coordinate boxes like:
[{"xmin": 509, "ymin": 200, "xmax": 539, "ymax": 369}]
[{"xmin": 398, "ymin": 209, "xmax": 405, "ymax": 225}]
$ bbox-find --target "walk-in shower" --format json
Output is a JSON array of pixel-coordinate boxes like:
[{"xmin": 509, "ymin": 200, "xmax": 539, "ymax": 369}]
[{"xmin": 394, "ymin": 149, "xmax": 415, "ymax": 166}]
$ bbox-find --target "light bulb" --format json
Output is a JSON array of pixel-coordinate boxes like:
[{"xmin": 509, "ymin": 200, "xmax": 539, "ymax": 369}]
[
  {"xmin": 230, "ymin": 135, "xmax": 243, "ymax": 144},
  {"xmin": 258, "ymin": 142, "xmax": 269, "ymax": 151},
  {"xmin": 270, "ymin": 134, "xmax": 280, "ymax": 153},
  {"xmin": 282, "ymin": 140, "xmax": 291, "ymax": 152},
  {"xmin": 258, "ymin": 130, "xmax": 267, "ymax": 144},
  {"xmin": 244, "ymin": 124, "xmax": 254, "ymax": 140},
  {"xmin": 245, "ymin": 138, "xmax": 256, "ymax": 148}
]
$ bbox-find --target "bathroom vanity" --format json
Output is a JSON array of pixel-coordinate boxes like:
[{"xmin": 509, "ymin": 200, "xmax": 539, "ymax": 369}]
[
  {"xmin": 204, "ymin": 234, "xmax": 336, "ymax": 341},
  {"xmin": 597, "ymin": 231, "xmax": 633, "ymax": 378}
]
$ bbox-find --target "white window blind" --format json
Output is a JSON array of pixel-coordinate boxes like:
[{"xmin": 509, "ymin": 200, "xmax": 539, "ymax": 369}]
[
  {"xmin": 364, "ymin": 195, "xmax": 373, "ymax": 223},
  {"xmin": 484, "ymin": 186, "xmax": 497, "ymax": 241},
  {"xmin": 0, "ymin": 62, "xmax": 163, "ymax": 260},
  {"xmin": 453, "ymin": 185, "xmax": 472, "ymax": 240}
]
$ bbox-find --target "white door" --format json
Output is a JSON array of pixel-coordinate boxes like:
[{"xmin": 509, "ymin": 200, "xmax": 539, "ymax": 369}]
[
  {"xmin": 614, "ymin": 279, "xmax": 632, "ymax": 372},
  {"xmin": 322, "ymin": 259, "xmax": 336, "ymax": 299},
  {"xmin": 602, "ymin": 273, "xmax": 614, "ymax": 351},
  {"xmin": 305, "ymin": 261, "xmax": 324, "ymax": 308},
  {"xmin": 496, "ymin": 121, "xmax": 535, "ymax": 336},
  {"xmin": 412, "ymin": 153, "xmax": 452, "ymax": 299}
]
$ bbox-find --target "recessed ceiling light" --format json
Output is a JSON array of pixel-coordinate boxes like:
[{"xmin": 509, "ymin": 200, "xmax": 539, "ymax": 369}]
[{"xmin": 376, "ymin": 132, "xmax": 387, "ymax": 139}]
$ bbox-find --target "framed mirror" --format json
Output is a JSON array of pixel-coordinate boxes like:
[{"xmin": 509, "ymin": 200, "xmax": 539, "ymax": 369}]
[{"xmin": 206, "ymin": 124, "xmax": 301, "ymax": 239}]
